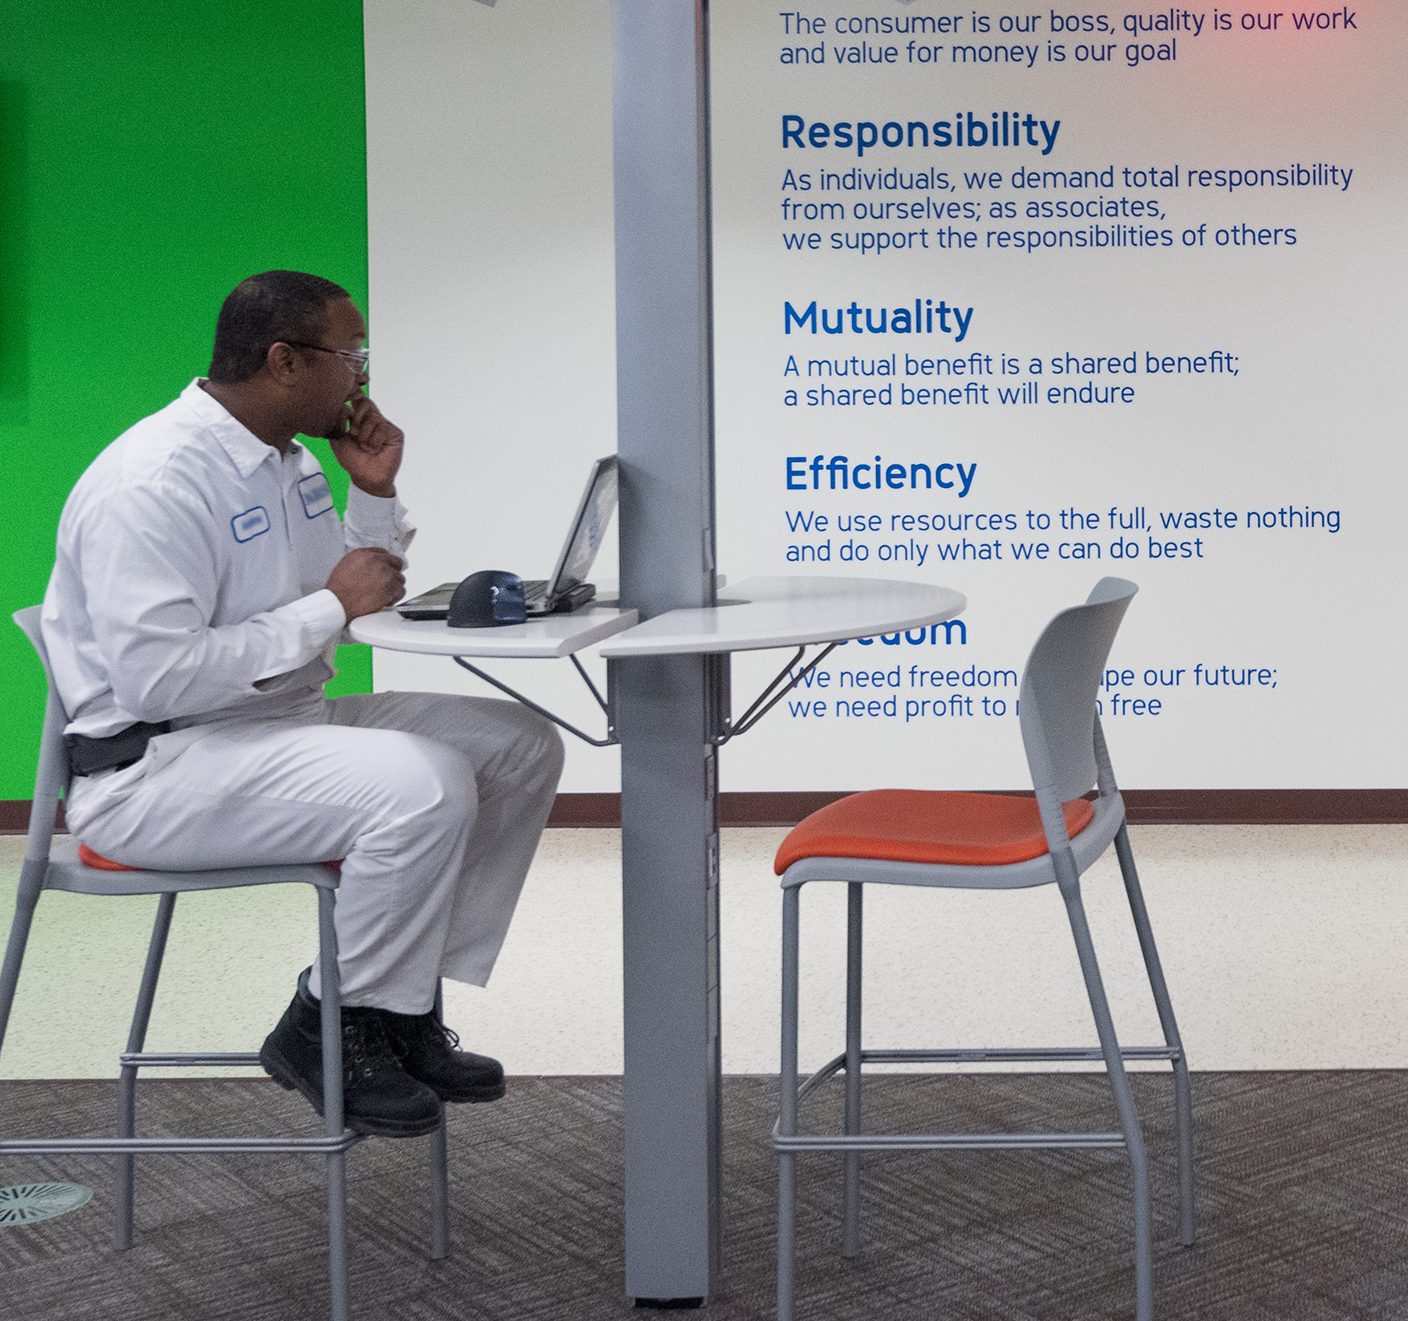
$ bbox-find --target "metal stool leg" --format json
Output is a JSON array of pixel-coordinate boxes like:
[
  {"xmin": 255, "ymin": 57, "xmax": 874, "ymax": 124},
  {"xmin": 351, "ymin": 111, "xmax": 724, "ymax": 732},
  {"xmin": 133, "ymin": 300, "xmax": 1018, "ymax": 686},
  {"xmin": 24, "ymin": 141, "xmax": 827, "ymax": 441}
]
[
  {"xmin": 1115, "ymin": 824, "xmax": 1196, "ymax": 1247},
  {"xmin": 428, "ymin": 979, "xmax": 450, "ymax": 1260},
  {"xmin": 317, "ymin": 890, "xmax": 351, "ymax": 1321},
  {"xmin": 841, "ymin": 882, "xmax": 862, "ymax": 1259},
  {"xmin": 116, "ymin": 891, "xmax": 177, "ymax": 1251},
  {"xmin": 778, "ymin": 884, "xmax": 802, "ymax": 1321},
  {"xmin": 0, "ymin": 864, "xmax": 44, "ymax": 1058},
  {"xmin": 1060, "ymin": 871, "xmax": 1153, "ymax": 1321}
]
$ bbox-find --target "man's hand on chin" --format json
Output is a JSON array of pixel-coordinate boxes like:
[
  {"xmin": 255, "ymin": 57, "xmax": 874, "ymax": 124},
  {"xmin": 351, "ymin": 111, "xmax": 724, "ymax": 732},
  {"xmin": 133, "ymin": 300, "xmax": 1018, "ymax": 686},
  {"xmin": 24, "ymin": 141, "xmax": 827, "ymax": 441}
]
[{"xmin": 329, "ymin": 395, "xmax": 404, "ymax": 498}]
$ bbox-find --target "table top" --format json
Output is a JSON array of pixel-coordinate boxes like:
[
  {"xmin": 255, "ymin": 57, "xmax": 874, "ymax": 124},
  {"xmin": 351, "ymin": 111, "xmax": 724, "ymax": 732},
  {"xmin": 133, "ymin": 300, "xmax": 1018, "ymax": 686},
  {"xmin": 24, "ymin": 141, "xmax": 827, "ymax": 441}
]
[
  {"xmin": 597, "ymin": 575, "xmax": 966, "ymax": 658},
  {"xmin": 350, "ymin": 577, "xmax": 964, "ymax": 660},
  {"xmin": 347, "ymin": 605, "xmax": 640, "ymax": 658}
]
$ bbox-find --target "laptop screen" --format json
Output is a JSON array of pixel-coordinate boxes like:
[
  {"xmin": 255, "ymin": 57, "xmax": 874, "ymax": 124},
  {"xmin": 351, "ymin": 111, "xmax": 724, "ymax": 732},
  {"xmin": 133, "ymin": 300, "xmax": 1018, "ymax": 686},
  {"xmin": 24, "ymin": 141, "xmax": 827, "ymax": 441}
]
[{"xmin": 548, "ymin": 456, "xmax": 618, "ymax": 593}]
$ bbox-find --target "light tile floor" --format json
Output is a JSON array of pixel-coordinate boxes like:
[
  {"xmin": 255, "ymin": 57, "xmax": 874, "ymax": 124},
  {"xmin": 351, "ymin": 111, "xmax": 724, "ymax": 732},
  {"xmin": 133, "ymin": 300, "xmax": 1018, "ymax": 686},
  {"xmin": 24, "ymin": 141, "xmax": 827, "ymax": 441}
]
[{"xmin": 1, "ymin": 824, "xmax": 1404, "ymax": 1079}]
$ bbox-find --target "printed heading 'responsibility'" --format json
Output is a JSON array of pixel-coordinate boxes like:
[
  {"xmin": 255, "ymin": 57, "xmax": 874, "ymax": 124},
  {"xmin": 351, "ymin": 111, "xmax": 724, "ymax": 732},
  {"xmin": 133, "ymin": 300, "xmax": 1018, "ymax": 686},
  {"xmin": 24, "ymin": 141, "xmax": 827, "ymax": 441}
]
[{"xmin": 783, "ymin": 111, "xmax": 1062, "ymax": 159}]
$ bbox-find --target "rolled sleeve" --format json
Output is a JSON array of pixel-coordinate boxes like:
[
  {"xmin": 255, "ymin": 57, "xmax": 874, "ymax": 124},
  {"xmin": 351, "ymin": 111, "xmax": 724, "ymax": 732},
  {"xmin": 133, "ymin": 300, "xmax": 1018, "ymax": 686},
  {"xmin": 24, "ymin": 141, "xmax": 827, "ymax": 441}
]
[{"xmin": 344, "ymin": 486, "xmax": 416, "ymax": 560}]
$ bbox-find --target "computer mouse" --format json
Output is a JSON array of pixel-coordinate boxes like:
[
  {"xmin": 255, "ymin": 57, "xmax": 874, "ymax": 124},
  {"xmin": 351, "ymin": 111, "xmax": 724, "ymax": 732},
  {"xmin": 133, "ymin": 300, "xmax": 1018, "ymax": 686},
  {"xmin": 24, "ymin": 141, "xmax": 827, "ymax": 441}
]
[{"xmin": 447, "ymin": 570, "xmax": 527, "ymax": 628}]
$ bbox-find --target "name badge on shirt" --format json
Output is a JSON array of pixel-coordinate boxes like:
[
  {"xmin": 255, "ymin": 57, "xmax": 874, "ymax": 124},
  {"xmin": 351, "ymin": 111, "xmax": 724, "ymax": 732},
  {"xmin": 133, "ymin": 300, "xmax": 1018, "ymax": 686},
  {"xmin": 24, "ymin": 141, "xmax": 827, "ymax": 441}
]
[
  {"xmin": 297, "ymin": 473, "xmax": 335, "ymax": 519},
  {"xmin": 231, "ymin": 505, "xmax": 271, "ymax": 543}
]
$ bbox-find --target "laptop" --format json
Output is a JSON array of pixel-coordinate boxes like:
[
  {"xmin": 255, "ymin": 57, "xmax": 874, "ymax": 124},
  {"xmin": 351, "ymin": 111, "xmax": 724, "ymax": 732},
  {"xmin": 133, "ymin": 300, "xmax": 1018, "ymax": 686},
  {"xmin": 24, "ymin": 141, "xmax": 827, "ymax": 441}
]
[{"xmin": 397, "ymin": 455, "xmax": 619, "ymax": 620}]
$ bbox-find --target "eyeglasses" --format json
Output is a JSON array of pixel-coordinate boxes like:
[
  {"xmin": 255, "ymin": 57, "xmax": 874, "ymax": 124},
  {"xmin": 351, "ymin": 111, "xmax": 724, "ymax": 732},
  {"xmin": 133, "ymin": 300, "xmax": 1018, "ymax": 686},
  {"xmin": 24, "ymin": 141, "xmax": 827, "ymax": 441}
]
[{"xmin": 283, "ymin": 341, "xmax": 370, "ymax": 373}]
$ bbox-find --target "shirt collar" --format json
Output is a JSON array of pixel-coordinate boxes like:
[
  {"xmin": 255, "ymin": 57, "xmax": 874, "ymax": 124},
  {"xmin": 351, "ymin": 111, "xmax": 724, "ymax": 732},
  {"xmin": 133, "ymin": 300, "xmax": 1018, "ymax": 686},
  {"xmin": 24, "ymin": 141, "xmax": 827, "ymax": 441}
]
[{"xmin": 178, "ymin": 379, "xmax": 302, "ymax": 479}]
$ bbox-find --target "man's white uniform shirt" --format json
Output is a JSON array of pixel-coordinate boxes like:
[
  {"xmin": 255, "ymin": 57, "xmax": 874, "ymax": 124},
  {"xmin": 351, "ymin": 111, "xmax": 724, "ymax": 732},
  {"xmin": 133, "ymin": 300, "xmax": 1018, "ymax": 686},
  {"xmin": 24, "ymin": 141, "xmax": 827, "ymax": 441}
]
[{"xmin": 42, "ymin": 379, "xmax": 414, "ymax": 739}]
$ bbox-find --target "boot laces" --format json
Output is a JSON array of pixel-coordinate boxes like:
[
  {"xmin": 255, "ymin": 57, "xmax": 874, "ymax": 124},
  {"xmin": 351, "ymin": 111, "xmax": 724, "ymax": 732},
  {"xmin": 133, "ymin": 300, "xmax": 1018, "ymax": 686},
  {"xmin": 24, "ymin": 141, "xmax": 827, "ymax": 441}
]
[
  {"xmin": 407, "ymin": 1014, "xmax": 461, "ymax": 1057},
  {"xmin": 341, "ymin": 1012, "xmax": 401, "ymax": 1081}
]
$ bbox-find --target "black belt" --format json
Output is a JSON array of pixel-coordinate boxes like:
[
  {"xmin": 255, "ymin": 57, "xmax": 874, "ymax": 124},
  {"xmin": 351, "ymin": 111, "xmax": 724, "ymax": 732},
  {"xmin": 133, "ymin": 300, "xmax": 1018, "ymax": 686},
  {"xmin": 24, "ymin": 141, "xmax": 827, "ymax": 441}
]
[{"xmin": 65, "ymin": 722, "xmax": 172, "ymax": 777}]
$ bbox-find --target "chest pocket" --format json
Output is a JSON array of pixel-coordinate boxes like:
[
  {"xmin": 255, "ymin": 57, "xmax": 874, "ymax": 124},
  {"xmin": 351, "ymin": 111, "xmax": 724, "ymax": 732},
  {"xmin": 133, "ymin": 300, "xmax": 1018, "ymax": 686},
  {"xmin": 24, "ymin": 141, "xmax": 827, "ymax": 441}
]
[{"xmin": 297, "ymin": 473, "xmax": 335, "ymax": 519}]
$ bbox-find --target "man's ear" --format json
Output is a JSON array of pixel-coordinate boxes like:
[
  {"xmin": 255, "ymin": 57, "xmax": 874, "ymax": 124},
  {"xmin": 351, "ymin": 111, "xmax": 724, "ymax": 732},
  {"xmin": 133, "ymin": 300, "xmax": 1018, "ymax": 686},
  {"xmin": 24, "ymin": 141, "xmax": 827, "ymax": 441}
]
[{"xmin": 264, "ymin": 341, "xmax": 300, "ymax": 384}]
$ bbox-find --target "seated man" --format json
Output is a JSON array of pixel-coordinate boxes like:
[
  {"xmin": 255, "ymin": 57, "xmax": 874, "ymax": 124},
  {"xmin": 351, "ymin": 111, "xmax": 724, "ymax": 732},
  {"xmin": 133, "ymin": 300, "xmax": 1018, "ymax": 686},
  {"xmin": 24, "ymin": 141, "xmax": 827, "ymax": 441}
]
[{"xmin": 41, "ymin": 270, "xmax": 564, "ymax": 1138}]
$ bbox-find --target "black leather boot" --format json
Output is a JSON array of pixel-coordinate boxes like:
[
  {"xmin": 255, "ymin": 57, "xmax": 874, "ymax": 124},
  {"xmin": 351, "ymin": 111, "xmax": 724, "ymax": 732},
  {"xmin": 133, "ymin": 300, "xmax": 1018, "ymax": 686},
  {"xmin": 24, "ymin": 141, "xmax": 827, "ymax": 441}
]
[
  {"xmin": 379, "ymin": 1007, "xmax": 506, "ymax": 1104},
  {"xmin": 260, "ymin": 970, "xmax": 443, "ymax": 1138}
]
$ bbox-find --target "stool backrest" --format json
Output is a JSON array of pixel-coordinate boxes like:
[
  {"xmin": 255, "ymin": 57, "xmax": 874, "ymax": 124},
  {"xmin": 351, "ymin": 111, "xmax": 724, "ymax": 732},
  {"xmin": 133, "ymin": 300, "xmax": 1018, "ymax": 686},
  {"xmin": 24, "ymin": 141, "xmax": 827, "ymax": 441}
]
[
  {"xmin": 1018, "ymin": 577, "xmax": 1137, "ymax": 812},
  {"xmin": 13, "ymin": 606, "xmax": 72, "ymax": 864}
]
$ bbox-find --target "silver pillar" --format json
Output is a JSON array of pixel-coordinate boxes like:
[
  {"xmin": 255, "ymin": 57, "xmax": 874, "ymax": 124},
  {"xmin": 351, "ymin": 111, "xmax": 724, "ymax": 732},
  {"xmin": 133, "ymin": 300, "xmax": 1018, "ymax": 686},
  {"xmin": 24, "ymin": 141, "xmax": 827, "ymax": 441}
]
[{"xmin": 612, "ymin": 0, "xmax": 721, "ymax": 1304}]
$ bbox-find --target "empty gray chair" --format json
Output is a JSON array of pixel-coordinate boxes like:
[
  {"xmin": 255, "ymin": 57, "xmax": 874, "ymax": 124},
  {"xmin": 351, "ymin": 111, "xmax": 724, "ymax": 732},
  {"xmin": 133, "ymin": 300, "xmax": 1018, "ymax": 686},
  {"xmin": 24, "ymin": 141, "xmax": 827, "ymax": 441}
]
[
  {"xmin": 0, "ymin": 606, "xmax": 451, "ymax": 1321},
  {"xmin": 773, "ymin": 578, "xmax": 1194, "ymax": 1321}
]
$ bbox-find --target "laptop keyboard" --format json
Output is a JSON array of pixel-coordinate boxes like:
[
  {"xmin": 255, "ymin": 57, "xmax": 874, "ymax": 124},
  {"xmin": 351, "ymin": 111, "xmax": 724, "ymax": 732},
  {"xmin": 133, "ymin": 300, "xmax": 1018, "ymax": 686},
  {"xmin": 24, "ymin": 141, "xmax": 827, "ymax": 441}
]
[{"xmin": 522, "ymin": 579, "xmax": 549, "ymax": 606}]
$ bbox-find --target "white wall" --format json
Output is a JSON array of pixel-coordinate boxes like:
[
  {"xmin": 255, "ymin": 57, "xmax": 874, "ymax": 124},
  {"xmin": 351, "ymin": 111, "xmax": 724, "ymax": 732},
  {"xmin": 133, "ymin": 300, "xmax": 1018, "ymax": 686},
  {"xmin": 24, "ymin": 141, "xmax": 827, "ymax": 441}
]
[{"xmin": 364, "ymin": 0, "xmax": 619, "ymax": 791}]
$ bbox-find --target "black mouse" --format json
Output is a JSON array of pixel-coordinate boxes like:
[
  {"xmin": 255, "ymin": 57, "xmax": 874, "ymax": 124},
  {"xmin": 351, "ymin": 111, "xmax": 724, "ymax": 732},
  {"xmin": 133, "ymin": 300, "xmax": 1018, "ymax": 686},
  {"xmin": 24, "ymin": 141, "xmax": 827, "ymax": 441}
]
[{"xmin": 447, "ymin": 570, "xmax": 527, "ymax": 628}]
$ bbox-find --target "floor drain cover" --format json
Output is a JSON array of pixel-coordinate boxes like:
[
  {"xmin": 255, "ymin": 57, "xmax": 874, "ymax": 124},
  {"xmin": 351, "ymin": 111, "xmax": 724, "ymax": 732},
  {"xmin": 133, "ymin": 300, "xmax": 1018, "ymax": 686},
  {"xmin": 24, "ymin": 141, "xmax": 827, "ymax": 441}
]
[{"xmin": 0, "ymin": 1182, "xmax": 93, "ymax": 1227}]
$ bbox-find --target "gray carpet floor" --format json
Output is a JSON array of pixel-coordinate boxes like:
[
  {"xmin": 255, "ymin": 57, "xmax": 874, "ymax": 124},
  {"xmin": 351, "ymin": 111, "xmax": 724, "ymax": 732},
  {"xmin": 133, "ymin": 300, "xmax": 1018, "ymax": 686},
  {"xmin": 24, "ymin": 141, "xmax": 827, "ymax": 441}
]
[{"xmin": 2, "ymin": 1071, "xmax": 1406, "ymax": 1320}]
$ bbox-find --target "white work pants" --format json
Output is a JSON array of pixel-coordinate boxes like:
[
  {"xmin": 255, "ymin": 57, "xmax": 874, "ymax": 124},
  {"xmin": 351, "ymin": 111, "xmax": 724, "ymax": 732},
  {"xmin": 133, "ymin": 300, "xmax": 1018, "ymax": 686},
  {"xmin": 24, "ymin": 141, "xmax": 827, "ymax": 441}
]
[{"xmin": 64, "ymin": 692, "xmax": 565, "ymax": 1014}]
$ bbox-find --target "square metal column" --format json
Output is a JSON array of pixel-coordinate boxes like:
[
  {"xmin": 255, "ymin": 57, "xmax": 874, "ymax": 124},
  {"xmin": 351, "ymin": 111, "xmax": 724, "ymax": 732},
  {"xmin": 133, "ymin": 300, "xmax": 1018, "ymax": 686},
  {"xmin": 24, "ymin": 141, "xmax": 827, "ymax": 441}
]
[{"xmin": 611, "ymin": 0, "xmax": 722, "ymax": 1305}]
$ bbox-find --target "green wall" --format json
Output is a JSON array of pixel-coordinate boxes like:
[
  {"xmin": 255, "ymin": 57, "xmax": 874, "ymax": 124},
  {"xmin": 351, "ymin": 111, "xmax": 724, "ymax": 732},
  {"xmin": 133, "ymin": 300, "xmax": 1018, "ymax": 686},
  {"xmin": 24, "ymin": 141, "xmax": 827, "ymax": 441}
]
[{"xmin": 0, "ymin": 2, "xmax": 372, "ymax": 800}]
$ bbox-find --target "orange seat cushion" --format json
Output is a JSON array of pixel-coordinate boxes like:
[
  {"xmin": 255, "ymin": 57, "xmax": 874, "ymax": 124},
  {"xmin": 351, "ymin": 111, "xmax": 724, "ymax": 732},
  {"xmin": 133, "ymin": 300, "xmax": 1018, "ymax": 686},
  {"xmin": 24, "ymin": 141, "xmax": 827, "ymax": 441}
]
[
  {"xmin": 76, "ymin": 843, "xmax": 138, "ymax": 871},
  {"xmin": 774, "ymin": 790, "xmax": 1095, "ymax": 875},
  {"xmin": 76, "ymin": 844, "xmax": 345, "ymax": 874}
]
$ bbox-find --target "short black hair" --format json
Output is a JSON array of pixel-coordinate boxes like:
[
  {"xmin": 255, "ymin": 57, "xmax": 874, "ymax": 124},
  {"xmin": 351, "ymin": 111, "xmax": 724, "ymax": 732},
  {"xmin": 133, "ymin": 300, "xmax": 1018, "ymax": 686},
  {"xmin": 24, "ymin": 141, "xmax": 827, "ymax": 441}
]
[{"xmin": 207, "ymin": 270, "xmax": 351, "ymax": 383}]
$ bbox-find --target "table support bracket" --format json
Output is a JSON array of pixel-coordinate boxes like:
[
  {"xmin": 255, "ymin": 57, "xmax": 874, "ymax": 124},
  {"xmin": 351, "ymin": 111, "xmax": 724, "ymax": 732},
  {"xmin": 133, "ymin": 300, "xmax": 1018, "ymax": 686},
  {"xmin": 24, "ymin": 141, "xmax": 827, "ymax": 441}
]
[
  {"xmin": 711, "ymin": 642, "xmax": 837, "ymax": 746},
  {"xmin": 453, "ymin": 655, "xmax": 617, "ymax": 747}
]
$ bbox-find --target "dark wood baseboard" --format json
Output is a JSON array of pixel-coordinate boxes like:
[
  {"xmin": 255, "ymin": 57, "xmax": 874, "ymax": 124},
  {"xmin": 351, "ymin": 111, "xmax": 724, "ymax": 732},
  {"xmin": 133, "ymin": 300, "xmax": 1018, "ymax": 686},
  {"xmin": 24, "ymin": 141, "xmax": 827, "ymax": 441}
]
[
  {"xmin": 1112, "ymin": 789, "xmax": 1408, "ymax": 826},
  {"xmin": 546, "ymin": 788, "xmax": 1407, "ymax": 828},
  {"xmin": 2, "ymin": 789, "xmax": 1403, "ymax": 836}
]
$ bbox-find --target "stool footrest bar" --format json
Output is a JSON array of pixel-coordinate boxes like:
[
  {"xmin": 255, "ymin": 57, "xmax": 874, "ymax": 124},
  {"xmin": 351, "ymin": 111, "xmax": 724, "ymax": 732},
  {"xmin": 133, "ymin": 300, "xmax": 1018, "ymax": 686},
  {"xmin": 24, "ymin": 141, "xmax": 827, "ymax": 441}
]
[
  {"xmin": 121, "ymin": 1051, "xmax": 262, "ymax": 1067},
  {"xmin": 796, "ymin": 1052, "xmax": 849, "ymax": 1103},
  {"xmin": 793, "ymin": 1044, "xmax": 1180, "ymax": 1106},
  {"xmin": 859, "ymin": 1046, "xmax": 1181, "ymax": 1064},
  {"xmin": 0, "ymin": 1133, "xmax": 363, "ymax": 1156},
  {"xmin": 773, "ymin": 1127, "xmax": 1127, "ymax": 1153}
]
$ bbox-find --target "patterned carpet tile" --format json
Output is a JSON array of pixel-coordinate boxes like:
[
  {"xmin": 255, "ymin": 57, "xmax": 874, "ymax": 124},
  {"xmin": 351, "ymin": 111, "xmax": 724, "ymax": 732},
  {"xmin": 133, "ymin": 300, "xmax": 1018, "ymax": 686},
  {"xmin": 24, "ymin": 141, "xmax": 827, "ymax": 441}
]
[{"xmin": 1, "ymin": 1073, "xmax": 1405, "ymax": 1320}]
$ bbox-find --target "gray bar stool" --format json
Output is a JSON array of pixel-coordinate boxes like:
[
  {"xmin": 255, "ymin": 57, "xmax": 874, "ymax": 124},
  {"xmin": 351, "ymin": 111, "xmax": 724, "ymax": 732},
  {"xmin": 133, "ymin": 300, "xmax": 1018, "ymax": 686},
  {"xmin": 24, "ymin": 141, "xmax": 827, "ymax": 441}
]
[
  {"xmin": 0, "ymin": 607, "xmax": 451, "ymax": 1320},
  {"xmin": 773, "ymin": 578, "xmax": 1195, "ymax": 1321}
]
